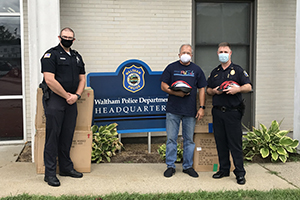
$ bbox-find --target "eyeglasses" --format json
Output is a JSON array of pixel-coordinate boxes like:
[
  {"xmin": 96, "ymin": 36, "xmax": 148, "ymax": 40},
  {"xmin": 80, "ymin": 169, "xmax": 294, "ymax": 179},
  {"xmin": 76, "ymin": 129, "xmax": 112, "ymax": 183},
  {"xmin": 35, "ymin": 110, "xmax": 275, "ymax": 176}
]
[{"xmin": 60, "ymin": 36, "xmax": 74, "ymax": 40}]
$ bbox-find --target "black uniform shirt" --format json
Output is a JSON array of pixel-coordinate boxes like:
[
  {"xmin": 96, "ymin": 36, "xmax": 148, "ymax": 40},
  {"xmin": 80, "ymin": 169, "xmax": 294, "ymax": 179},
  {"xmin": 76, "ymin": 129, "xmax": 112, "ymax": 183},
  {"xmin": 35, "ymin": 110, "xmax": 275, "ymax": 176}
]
[
  {"xmin": 41, "ymin": 44, "xmax": 85, "ymax": 94},
  {"xmin": 207, "ymin": 62, "xmax": 251, "ymax": 108}
]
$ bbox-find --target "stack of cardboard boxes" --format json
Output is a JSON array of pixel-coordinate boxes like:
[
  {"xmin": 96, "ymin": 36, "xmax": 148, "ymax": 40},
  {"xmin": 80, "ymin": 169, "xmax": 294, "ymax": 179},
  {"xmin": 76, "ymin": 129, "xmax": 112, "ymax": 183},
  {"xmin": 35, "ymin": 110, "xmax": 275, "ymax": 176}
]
[
  {"xmin": 34, "ymin": 87, "xmax": 94, "ymax": 174},
  {"xmin": 193, "ymin": 94, "xmax": 233, "ymax": 172}
]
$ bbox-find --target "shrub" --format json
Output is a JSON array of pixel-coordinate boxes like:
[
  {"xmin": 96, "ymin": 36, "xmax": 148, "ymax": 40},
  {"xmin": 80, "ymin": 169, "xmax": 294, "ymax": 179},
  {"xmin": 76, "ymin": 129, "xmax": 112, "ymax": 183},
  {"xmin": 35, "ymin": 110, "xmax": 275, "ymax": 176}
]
[
  {"xmin": 158, "ymin": 143, "xmax": 183, "ymax": 162},
  {"xmin": 243, "ymin": 120, "xmax": 299, "ymax": 163},
  {"xmin": 91, "ymin": 123, "xmax": 124, "ymax": 163}
]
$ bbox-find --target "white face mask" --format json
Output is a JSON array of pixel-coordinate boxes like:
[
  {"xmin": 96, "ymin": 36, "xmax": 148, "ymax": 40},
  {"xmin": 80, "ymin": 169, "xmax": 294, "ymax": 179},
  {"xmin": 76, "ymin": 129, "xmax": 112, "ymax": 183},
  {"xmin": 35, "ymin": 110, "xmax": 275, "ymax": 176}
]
[{"xmin": 180, "ymin": 54, "xmax": 191, "ymax": 64}]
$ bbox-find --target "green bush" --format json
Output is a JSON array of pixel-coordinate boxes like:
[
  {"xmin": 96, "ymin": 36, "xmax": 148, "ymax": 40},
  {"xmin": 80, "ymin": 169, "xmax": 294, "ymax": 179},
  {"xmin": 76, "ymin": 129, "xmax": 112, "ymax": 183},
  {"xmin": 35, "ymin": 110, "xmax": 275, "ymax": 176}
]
[
  {"xmin": 91, "ymin": 123, "xmax": 124, "ymax": 163},
  {"xmin": 242, "ymin": 120, "xmax": 299, "ymax": 163},
  {"xmin": 157, "ymin": 143, "xmax": 183, "ymax": 162}
]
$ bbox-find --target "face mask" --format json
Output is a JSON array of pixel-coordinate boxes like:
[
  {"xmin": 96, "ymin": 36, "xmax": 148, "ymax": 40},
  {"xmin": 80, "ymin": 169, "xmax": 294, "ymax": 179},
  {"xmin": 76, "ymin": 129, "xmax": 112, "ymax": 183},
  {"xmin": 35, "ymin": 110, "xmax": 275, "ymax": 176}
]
[
  {"xmin": 218, "ymin": 53, "xmax": 229, "ymax": 63},
  {"xmin": 180, "ymin": 54, "xmax": 191, "ymax": 64},
  {"xmin": 61, "ymin": 37, "xmax": 73, "ymax": 48}
]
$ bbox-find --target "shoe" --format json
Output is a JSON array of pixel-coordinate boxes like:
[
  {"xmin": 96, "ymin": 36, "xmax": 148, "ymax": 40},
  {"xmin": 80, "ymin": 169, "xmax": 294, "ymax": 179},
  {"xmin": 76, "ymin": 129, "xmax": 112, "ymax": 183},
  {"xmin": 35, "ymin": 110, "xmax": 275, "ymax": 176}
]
[
  {"xmin": 212, "ymin": 171, "xmax": 230, "ymax": 179},
  {"xmin": 183, "ymin": 167, "xmax": 199, "ymax": 178},
  {"xmin": 59, "ymin": 169, "xmax": 83, "ymax": 178},
  {"xmin": 44, "ymin": 176, "xmax": 60, "ymax": 187},
  {"xmin": 236, "ymin": 176, "xmax": 246, "ymax": 185},
  {"xmin": 164, "ymin": 168, "xmax": 175, "ymax": 177}
]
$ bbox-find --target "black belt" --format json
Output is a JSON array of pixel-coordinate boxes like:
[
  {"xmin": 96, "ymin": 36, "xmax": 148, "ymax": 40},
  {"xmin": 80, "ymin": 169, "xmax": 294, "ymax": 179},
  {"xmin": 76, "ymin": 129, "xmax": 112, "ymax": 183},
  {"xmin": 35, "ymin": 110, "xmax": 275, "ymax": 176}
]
[{"xmin": 213, "ymin": 106, "xmax": 239, "ymax": 112}]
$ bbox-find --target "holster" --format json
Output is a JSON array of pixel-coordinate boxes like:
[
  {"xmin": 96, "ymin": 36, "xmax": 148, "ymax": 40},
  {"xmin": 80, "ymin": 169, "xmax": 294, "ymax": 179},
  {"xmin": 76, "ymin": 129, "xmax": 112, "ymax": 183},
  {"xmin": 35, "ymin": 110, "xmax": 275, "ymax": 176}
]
[
  {"xmin": 39, "ymin": 82, "xmax": 51, "ymax": 101},
  {"xmin": 236, "ymin": 100, "xmax": 246, "ymax": 116}
]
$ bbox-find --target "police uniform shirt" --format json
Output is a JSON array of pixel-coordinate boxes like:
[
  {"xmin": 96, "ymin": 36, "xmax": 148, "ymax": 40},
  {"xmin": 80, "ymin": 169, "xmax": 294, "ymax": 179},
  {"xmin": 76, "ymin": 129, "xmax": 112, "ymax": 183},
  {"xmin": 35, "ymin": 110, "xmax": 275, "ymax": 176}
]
[
  {"xmin": 41, "ymin": 44, "xmax": 86, "ymax": 94},
  {"xmin": 207, "ymin": 63, "xmax": 251, "ymax": 108},
  {"xmin": 160, "ymin": 60, "xmax": 207, "ymax": 117}
]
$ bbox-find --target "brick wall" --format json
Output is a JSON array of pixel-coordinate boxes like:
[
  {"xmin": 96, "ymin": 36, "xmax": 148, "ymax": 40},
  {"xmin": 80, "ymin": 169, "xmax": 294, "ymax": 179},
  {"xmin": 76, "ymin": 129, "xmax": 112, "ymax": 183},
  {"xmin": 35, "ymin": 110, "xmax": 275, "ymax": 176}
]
[
  {"xmin": 256, "ymin": 0, "xmax": 296, "ymax": 130},
  {"xmin": 22, "ymin": 0, "xmax": 297, "ymax": 141},
  {"xmin": 60, "ymin": 0, "xmax": 192, "ymax": 74}
]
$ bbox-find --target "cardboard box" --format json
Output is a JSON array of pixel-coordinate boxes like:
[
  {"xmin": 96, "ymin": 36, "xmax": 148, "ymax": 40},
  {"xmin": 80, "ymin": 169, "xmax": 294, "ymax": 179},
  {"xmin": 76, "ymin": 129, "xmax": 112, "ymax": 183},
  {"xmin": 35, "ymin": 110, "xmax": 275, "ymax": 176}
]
[
  {"xmin": 193, "ymin": 132, "xmax": 234, "ymax": 172},
  {"xmin": 195, "ymin": 94, "xmax": 213, "ymax": 133},
  {"xmin": 34, "ymin": 130, "xmax": 93, "ymax": 174},
  {"xmin": 35, "ymin": 87, "xmax": 94, "ymax": 131}
]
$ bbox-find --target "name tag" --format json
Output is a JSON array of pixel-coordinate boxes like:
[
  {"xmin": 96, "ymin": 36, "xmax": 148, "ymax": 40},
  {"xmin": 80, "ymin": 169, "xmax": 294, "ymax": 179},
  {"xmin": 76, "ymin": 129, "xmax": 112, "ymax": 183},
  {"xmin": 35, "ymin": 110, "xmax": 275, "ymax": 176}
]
[{"xmin": 60, "ymin": 57, "xmax": 66, "ymax": 60}]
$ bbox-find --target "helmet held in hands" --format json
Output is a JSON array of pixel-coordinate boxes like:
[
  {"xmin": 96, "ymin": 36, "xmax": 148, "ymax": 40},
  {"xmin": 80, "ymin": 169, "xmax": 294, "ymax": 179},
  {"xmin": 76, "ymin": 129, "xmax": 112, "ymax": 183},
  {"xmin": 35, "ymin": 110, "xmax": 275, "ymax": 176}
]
[{"xmin": 169, "ymin": 80, "xmax": 192, "ymax": 93}]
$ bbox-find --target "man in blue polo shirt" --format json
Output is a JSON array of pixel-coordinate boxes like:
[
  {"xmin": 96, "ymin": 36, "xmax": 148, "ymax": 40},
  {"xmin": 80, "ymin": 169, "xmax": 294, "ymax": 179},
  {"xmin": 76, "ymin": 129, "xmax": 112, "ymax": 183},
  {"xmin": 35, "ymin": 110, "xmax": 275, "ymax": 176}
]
[{"xmin": 160, "ymin": 44, "xmax": 207, "ymax": 178}]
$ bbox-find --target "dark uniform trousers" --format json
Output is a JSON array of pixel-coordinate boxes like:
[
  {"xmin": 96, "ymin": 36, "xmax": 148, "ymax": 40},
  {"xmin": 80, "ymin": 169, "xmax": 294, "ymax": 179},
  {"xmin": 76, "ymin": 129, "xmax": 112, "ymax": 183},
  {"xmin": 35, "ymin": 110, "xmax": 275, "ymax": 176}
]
[
  {"xmin": 42, "ymin": 92, "xmax": 78, "ymax": 176},
  {"xmin": 212, "ymin": 108, "xmax": 246, "ymax": 177}
]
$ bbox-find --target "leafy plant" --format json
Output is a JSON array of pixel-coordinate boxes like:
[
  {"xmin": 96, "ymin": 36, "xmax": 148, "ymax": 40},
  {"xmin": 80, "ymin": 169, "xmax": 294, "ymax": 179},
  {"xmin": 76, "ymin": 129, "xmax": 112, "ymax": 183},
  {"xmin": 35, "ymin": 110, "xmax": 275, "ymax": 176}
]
[
  {"xmin": 242, "ymin": 120, "xmax": 299, "ymax": 163},
  {"xmin": 91, "ymin": 123, "xmax": 124, "ymax": 163},
  {"xmin": 157, "ymin": 143, "xmax": 183, "ymax": 162}
]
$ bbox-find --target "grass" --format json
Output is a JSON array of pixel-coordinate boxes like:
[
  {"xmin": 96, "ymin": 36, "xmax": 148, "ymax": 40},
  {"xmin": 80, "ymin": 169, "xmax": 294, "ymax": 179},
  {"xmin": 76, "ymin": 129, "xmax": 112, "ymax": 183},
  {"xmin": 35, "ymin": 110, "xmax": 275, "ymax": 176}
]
[{"xmin": 2, "ymin": 189, "xmax": 300, "ymax": 200}]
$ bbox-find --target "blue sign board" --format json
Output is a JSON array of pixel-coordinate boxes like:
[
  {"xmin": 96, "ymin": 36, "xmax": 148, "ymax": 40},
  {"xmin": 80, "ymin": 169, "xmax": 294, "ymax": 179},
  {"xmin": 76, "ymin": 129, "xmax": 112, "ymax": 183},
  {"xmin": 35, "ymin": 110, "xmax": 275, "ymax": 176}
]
[{"xmin": 87, "ymin": 59, "xmax": 167, "ymax": 134}]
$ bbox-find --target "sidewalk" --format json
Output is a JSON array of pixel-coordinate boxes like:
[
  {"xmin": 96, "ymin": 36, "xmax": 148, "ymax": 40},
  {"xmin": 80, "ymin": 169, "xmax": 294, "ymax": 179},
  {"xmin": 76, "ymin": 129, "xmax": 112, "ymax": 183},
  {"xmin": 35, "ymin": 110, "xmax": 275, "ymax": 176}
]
[{"xmin": 0, "ymin": 144, "xmax": 299, "ymax": 198}]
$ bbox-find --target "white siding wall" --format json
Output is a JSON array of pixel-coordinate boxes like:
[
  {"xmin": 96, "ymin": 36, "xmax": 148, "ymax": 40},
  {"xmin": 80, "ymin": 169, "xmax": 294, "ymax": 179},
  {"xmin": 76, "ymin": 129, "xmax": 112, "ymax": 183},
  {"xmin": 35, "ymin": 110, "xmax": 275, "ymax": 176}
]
[
  {"xmin": 256, "ymin": 0, "xmax": 296, "ymax": 130},
  {"xmin": 60, "ymin": 0, "xmax": 192, "ymax": 74}
]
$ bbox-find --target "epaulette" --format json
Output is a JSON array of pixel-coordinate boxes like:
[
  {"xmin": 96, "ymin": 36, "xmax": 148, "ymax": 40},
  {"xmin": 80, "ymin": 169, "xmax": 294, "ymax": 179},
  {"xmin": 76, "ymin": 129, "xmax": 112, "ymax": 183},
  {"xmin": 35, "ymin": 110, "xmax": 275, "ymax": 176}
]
[
  {"xmin": 51, "ymin": 46, "xmax": 59, "ymax": 51},
  {"xmin": 72, "ymin": 49, "xmax": 78, "ymax": 54}
]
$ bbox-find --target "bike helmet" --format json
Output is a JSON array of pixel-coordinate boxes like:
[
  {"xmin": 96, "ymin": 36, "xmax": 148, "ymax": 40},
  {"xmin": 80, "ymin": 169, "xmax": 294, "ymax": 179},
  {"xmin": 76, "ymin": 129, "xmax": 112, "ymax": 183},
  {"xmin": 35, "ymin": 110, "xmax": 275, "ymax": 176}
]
[
  {"xmin": 169, "ymin": 80, "xmax": 192, "ymax": 93},
  {"xmin": 218, "ymin": 80, "xmax": 240, "ymax": 91}
]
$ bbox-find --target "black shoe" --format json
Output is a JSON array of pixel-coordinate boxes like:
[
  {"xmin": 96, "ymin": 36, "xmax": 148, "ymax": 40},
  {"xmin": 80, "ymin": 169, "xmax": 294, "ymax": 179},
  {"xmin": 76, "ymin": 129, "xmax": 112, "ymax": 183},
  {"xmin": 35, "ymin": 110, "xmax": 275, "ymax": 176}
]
[
  {"xmin": 59, "ymin": 169, "xmax": 83, "ymax": 178},
  {"xmin": 183, "ymin": 167, "xmax": 199, "ymax": 178},
  {"xmin": 164, "ymin": 168, "xmax": 175, "ymax": 178},
  {"xmin": 44, "ymin": 176, "xmax": 60, "ymax": 187},
  {"xmin": 236, "ymin": 176, "xmax": 246, "ymax": 185},
  {"xmin": 212, "ymin": 171, "xmax": 230, "ymax": 179}
]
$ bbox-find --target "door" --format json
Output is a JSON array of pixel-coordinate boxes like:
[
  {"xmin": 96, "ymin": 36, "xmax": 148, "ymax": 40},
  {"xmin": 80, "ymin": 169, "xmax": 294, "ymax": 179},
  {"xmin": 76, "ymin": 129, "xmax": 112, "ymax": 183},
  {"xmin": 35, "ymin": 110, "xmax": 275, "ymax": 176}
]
[{"xmin": 194, "ymin": 1, "xmax": 254, "ymax": 129}]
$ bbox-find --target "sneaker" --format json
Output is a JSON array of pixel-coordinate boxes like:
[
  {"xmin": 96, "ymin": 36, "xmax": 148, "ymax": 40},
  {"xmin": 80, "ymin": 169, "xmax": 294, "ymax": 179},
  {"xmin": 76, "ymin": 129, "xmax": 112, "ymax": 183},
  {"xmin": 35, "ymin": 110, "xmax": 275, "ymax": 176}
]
[
  {"xmin": 183, "ymin": 167, "xmax": 199, "ymax": 178},
  {"xmin": 164, "ymin": 168, "xmax": 175, "ymax": 177}
]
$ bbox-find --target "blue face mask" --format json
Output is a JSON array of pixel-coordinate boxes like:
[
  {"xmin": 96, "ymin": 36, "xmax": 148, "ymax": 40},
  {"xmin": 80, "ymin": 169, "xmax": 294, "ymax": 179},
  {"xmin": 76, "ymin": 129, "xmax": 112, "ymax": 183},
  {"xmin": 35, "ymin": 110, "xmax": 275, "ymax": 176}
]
[{"xmin": 218, "ymin": 53, "xmax": 229, "ymax": 63}]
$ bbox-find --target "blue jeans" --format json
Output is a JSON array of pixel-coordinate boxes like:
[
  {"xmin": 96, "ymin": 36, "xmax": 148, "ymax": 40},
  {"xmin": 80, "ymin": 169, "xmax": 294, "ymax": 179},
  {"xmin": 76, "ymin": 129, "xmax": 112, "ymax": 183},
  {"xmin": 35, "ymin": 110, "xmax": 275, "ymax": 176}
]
[{"xmin": 165, "ymin": 112, "xmax": 196, "ymax": 170}]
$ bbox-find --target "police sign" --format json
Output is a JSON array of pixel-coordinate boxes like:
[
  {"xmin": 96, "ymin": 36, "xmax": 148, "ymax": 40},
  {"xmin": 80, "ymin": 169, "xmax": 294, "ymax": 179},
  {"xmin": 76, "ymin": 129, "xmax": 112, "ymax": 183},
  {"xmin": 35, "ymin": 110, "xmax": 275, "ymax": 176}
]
[{"xmin": 87, "ymin": 59, "xmax": 167, "ymax": 133}]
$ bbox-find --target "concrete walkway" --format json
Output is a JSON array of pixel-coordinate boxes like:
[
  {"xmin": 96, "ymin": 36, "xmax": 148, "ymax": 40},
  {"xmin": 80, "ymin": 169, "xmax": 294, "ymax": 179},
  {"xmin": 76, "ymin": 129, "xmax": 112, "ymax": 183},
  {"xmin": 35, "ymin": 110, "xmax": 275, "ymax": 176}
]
[{"xmin": 0, "ymin": 144, "xmax": 299, "ymax": 198}]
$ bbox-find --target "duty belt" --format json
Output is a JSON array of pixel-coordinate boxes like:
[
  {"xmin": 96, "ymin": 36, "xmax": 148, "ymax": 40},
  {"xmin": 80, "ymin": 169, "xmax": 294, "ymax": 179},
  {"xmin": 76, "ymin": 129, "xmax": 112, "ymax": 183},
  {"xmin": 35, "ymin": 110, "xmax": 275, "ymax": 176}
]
[{"xmin": 213, "ymin": 106, "xmax": 239, "ymax": 113}]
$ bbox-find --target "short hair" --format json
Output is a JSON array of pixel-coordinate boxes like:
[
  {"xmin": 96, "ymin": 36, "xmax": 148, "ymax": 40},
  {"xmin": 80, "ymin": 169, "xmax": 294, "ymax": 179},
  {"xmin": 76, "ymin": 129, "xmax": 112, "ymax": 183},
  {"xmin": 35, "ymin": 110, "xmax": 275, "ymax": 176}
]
[
  {"xmin": 179, "ymin": 44, "xmax": 193, "ymax": 54},
  {"xmin": 218, "ymin": 42, "xmax": 231, "ymax": 49},
  {"xmin": 60, "ymin": 27, "xmax": 75, "ymax": 38}
]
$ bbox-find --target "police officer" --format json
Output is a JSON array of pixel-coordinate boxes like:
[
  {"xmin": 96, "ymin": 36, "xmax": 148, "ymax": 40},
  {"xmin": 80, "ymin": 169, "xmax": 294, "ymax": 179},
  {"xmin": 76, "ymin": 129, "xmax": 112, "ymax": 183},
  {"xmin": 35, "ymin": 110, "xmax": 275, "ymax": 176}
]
[
  {"xmin": 41, "ymin": 27, "xmax": 86, "ymax": 187},
  {"xmin": 207, "ymin": 42, "xmax": 252, "ymax": 185}
]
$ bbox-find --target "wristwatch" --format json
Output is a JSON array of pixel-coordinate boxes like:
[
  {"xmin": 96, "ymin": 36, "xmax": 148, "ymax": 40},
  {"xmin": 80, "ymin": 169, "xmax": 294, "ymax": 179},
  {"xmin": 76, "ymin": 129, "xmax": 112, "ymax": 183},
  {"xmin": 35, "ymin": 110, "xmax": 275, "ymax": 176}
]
[
  {"xmin": 76, "ymin": 94, "xmax": 81, "ymax": 100},
  {"xmin": 199, "ymin": 106, "xmax": 205, "ymax": 109}
]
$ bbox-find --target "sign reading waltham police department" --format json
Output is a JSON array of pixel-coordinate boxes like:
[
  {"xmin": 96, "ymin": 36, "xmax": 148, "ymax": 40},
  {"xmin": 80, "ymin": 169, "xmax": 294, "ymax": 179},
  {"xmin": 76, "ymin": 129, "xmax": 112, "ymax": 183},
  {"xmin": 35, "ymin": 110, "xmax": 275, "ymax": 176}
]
[{"xmin": 87, "ymin": 59, "xmax": 167, "ymax": 134}]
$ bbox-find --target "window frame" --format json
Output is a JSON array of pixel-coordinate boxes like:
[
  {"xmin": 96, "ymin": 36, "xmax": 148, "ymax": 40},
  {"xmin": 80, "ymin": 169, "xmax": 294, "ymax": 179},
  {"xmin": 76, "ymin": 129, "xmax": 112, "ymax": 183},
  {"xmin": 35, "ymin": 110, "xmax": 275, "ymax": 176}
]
[{"xmin": 0, "ymin": 0, "xmax": 26, "ymax": 143}]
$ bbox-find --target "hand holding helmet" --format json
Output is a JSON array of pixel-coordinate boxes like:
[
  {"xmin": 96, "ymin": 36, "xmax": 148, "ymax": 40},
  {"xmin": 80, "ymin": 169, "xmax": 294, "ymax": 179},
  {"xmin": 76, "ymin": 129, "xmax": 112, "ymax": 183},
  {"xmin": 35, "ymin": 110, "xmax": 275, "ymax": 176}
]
[
  {"xmin": 169, "ymin": 80, "xmax": 192, "ymax": 96},
  {"xmin": 218, "ymin": 80, "xmax": 240, "ymax": 95}
]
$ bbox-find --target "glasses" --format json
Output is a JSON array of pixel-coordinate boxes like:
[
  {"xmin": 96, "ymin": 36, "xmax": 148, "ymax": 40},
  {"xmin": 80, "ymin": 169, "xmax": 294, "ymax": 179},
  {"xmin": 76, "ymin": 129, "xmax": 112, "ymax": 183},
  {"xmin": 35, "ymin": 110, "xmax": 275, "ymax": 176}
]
[{"xmin": 60, "ymin": 36, "xmax": 74, "ymax": 40}]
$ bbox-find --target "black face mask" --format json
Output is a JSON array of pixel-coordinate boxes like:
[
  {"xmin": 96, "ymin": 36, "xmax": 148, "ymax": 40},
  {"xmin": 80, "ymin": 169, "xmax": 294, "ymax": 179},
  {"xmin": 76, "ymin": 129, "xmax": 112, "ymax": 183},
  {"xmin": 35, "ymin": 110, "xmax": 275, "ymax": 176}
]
[{"xmin": 61, "ymin": 37, "xmax": 73, "ymax": 48}]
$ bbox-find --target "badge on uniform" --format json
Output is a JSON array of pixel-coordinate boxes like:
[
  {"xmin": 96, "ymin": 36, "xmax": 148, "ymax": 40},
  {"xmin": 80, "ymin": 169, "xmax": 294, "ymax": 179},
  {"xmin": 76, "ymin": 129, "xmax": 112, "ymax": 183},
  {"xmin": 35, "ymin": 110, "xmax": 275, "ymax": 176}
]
[
  {"xmin": 243, "ymin": 70, "xmax": 249, "ymax": 77},
  {"xmin": 44, "ymin": 53, "xmax": 51, "ymax": 58},
  {"xmin": 230, "ymin": 69, "xmax": 235, "ymax": 75}
]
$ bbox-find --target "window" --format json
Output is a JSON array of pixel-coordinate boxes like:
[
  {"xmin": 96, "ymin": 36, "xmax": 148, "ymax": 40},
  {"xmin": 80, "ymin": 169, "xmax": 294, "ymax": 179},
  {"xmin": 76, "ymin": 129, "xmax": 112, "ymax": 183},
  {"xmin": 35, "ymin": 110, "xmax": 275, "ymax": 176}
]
[
  {"xmin": 194, "ymin": 1, "xmax": 254, "ymax": 128},
  {"xmin": 0, "ymin": 0, "xmax": 23, "ymax": 141}
]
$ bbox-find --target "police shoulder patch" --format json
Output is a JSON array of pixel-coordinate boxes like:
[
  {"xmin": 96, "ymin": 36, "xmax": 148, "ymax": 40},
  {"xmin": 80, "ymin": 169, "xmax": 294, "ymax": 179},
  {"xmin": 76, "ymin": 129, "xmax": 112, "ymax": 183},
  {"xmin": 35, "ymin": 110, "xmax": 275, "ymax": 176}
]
[
  {"xmin": 44, "ymin": 53, "xmax": 51, "ymax": 58},
  {"xmin": 243, "ymin": 70, "xmax": 249, "ymax": 77}
]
